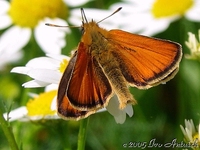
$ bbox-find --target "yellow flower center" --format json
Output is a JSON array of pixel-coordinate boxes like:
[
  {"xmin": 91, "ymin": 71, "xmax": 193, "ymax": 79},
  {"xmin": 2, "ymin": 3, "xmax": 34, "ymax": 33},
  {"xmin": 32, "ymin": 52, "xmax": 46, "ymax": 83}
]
[
  {"xmin": 8, "ymin": 0, "xmax": 68, "ymax": 28},
  {"xmin": 193, "ymin": 133, "xmax": 200, "ymax": 147},
  {"xmin": 26, "ymin": 90, "xmax": 57, "ymax": 116},
  {"xmin": 152, "ymin": 0, "xmax": 193, "ymax": 18},
  {"xmin": 59, "ymin": 58, "xmax": 68, "ymax": 73}
]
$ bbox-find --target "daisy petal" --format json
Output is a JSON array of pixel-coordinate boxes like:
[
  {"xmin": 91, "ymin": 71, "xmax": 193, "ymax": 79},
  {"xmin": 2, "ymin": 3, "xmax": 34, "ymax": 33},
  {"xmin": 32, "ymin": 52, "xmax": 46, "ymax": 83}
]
[
  {"xmin": 0, "ymin": 51, "xmax": 23, "ymax": 70},
  {"xmin": 27, "ymin": 69, "xmax": 61, "ymax": 84},
  {"xmin": 64, "ymin": 0, "xmax": 90, "ymax": 7},
  {"xmin": 0, "ymin": 26, "xmax": 31, "ymax": 53},
  {"xmin": 11, "ymin": 67, "xmax": 31, "ymax": 75},
  {"xmin": 34, "ymin": 18, "xmax": 70, "ymax": 54},
  {"xmin": 3, "ymin": 106, "xmax": 28, "ymax": 122},
  {"xmin": 51, "ymin": 96, "xmax": 57, "ymax": 111},
  {"xmin": 106, "ymin": 95, "xmax": 128, "ymax": 124},
  {"xmin": 0, "ymin": 1, "xmax": 9, "ymax": 15},
  {"xmin": 45, "ymin": 84, "xmax": 59, "ymax": 92},
  {"xmin": 0, "ymin": 0, "xmax": 12, "ymax": 29},
  {"xmin": 26, "ymin": 57, "xmax": 61, "ymax": 70},
  {"xmin": 22, "ymin": 80, "xmax": 50, "ymax": 88},
  {"xmin": 124, "ymin": 104, "xmax": 134, "ymax": 117},
  {"xmin": 0, "ymin": 15, "xmax": 12, "ymax": 30},
  {"xmin": 46, "ymin": 53, "xmax": 70, "ymax": 62},
  {"xmin": 114, "ymin": 112, "xmax": 126, "ymax": 124},
  {"xmin": 186, "ymin": 0, "xmax": 200, "ymax": 22}
]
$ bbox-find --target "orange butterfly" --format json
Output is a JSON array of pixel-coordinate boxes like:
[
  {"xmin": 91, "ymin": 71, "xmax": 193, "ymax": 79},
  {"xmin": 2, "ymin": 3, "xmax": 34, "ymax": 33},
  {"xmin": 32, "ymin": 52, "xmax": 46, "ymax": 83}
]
[{"xmin": 56, "ymin": 8, "xmax": 182, "ymax": 120}]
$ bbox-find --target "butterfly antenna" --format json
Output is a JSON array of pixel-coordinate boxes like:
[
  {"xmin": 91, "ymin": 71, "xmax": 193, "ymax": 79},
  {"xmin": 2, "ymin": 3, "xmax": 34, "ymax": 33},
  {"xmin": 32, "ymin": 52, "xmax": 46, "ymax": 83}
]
[
  {"xmin": 45, "ymin": 23, "xmax": 79, "ymax": 28},
  {"xmin": 97, "ymin": 7, "xmax": 122, "ymax": 24},
  {"xmin": 81, "ymin": 8, "xmax": 88, "ymax": 23}
]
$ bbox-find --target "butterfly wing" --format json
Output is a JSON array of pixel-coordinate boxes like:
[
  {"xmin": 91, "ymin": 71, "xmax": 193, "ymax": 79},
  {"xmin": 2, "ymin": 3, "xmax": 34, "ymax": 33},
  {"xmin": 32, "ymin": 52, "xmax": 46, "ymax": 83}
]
[
  {"xmin": 57, "ymin": 51, "xmax": 96, "ymax": 120},
  {"xmin": 65, "ymin": 42, "xmax": 112, "ymax": 111},
  {"xmin": 107, "ymin": 29, "xmax": 182, "ymax": 89}
]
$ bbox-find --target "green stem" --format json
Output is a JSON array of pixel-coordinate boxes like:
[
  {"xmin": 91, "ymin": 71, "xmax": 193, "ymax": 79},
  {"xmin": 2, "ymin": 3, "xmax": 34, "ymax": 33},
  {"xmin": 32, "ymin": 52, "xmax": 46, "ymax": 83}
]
[
  {"xmin": 77, "ymin": 117, "xmax": 89, "ymax": 150},
  {"xmin": 0, "ymin": 109, "xmax": 19, "ymax": 150}
]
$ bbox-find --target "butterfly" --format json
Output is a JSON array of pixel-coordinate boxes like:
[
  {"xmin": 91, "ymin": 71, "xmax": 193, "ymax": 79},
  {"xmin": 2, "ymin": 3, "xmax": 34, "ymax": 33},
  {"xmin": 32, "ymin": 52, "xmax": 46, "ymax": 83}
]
[{"xmin": 56, "ymin": 7, "xmax": 182, "ymax": 120}]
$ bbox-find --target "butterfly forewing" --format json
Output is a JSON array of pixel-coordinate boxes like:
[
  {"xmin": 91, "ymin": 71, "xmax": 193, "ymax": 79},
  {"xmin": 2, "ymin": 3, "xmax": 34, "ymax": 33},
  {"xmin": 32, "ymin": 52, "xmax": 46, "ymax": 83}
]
[
  {"xmin": 57, "ymin": 51, "xmax": 96, "ymax": 119},
  {"xmin": 66, "ymin": 42, "xmax": 112, "ymax": 111},
  {"xmin": 107, "ymin": 29, "xmax": 182, "ymax": 88}
]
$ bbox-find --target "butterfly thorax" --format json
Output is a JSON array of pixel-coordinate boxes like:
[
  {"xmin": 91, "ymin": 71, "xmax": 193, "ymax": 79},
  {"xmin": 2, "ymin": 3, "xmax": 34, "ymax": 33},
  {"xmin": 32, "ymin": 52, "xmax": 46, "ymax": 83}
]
[{"xmin": 81, "ymin": 21, "xmax": 110, "ymax": 55}]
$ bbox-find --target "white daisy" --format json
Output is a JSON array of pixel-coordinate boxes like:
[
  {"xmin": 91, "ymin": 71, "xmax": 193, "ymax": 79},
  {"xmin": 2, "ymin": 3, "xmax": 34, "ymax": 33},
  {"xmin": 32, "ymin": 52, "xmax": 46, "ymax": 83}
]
[
  {"xmin": 11, "ymin": 54, "xmax": 133, "ymax": 124},
  {"xmin": 185, "ymin": 30, "xmax": 200, "ymax": 60},
  {"xmin": 105, "ymin": 0, "xmax": 200, "ymax": 36},
  {"xmin": 0, "ymin": 0, "xmax": 90, "ymax": 69},
  {"xmin": 106, "ymin": 95, "xmax": 133, "ymax": 124},
  {"xmin": 180, "ymin": 119, "xmax": 200, "ymax": 148},
  {"xmin": 11, "ymin": 54, "xmax": 70, "ymax": 87},
  {"xmin": 3, "ymin": 89, "xmax": 59, "ymax": 122}
]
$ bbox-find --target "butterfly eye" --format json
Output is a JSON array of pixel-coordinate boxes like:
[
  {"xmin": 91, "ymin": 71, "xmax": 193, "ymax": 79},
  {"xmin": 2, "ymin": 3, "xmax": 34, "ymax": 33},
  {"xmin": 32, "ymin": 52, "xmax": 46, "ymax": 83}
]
[
  {"xmin": 81, "ymin": 28, "xmax": 85, "ymax": 35},
  {"xmin": 80, "ymin": 21, "xmax": 85, "ymax": 34}
]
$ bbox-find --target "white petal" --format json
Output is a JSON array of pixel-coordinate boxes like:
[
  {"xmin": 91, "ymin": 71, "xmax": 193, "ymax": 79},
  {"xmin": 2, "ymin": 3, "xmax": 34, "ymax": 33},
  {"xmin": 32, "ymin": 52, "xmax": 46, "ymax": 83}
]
[
  {"xmin": 140, "ymin": 17, "xmax": 173, "ymax": 36},
  {"xmin": 27, "ymin": 92, "xmax": 39, "ymax": 98},
  {"xmin": 0, "ymin": 0, "xmax": 12, "ymax": 29},
  {"xmin": 180, "ymin": 125, "xmax": 187, "ymax": 138},
  {"xmin": 0, "ymin": 1, "xmax": 10, "ymax": 15},
  {"xmin": 185, "ymin": 0, "xmax": 200, "ymax": 22},
  {"xmin": 97, "ymin": 108, "xmax": 106, "ymax": 113},
  {"xmin": 27, "ymin": 115, "xmax": 60, "ymax": 121},
  {"xmin": 106, "ymin": 96, "xmax": 121, "ymax": 116},
  {"xmin": 51, "ymin": 96, "xmax": 57, "ymax": 111},
  {"xmin": 0, "ymin": 26, "xmax": 31, "ymax": 53},
  {"xmin": 64, "ymin": 0, "xmax": 90, "ymax": 7},
  {"xmin": 185, "ymin": 128, "xmax": 193, "ymax": 142},
  {"xmin": 0, "ymin": 50, "xmax": 23, "ymax": 70},
  {"xmin": 46, "ymin": 53, "xmax": 70, "ymax": 62},
  {"xmin": 110, "ymin": 1, "xmax": 177, "ymax": 36},
  {"xmin": 115, "ymin": 12, "xmax": 173, "ymax": 36},
  {"xmin": 11, "ymin": 67, "xmax": 31, "ymax": 75},
  {"xmin": 45, "ymin": 84, "xmax": 58, "ymax": 91},
  {"xmin": 106, "ymin": 95, "xmax": 127, "ymax": 124},
  {"xmin": 27, "ymin": 69, "xmax": 61, "ymax": 84},
  {"xmin": 22, "ymin": 80, "xmax": 50, "ymax": 88},
  {"xmin": 0, "ymin": 15, "xmax": 12, "ymax": 29},
  {"xmin": 124, "ymin": 104, "xmax": 133, "ymax": 117},
  {"xmin": 114, "ymin": 112, "xmax": 126, "ymax": 124},
  {"xmin": 34, "ymin": 18, "xmax": 70, "ymax": 54},
  {"xmin": 4, "ymin": 106, "xmax": 28, "ymax": 122},
  {"xmin": 26, "ymin": 57, "xmax": 61, "ymax": 70}
]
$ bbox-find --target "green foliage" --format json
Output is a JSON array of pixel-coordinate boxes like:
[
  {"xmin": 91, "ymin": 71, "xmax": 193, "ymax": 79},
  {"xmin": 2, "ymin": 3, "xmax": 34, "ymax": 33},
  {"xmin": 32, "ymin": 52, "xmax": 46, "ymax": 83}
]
[{"xmin": 1, "ymin": 0, "xmax": 200, "ymax": 150}]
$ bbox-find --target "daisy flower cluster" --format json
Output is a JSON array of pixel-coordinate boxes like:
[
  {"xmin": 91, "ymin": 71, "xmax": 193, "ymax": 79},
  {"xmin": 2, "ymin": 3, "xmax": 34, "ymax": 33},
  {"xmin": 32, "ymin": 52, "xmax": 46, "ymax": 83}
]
[
  {"xmin": 6, "ymin": 54, "xmax": 133, "ymax": 124},
  {"xmin": 1, "ymin": 0, "xmax": 200, "ymax": 149},
  {"xmin": 180, "ymin": 119, "xmax": 200, "ymax": 149},
  {"xmin": 0, "ymin": 0, "xmax": 90, "ymax": 70},
  {"xmin": 185, "ymin": 30, "xmax": 200, "ymax": 61},
  {"xmin": 1, "ymin": 0, "xmax": 200, "ymax": 69},
  {"xmin": 108, "ymin": 0, "xmax": 200, "ymax": 36}
]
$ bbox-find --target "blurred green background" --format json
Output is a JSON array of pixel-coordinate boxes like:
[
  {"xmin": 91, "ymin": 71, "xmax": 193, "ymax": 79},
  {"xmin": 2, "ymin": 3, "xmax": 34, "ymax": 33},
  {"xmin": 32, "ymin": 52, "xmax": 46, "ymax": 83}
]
[{"xmin": 1, "ymin": 0, "xmax": 200, "ymax": 150}]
